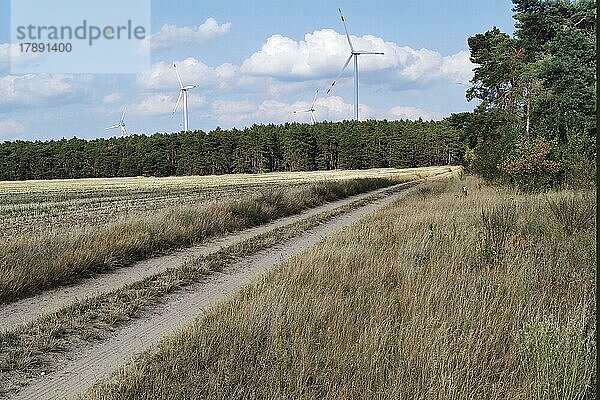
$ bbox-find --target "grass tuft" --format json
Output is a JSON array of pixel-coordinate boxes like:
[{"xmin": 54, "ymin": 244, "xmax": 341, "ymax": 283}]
[
  {"xmin": 546, "ymin": 191, "xmax": 596, "ymax": 236},
  {"xmin": 520, "ymin": 313, "xmax": 595, "ymax": 400}
]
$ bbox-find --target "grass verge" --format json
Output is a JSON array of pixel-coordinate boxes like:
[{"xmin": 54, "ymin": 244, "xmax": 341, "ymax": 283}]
[
  {"xmin": 0, "ymin": 175, "xmax": 422, "ymax": 303},
  {"xmin": 84, "ymin": 176, "xmax": 595, "ymax": 400},
  {"xmin": 0, "ymin": 179, "xmax": 421, "ymax": 396}
]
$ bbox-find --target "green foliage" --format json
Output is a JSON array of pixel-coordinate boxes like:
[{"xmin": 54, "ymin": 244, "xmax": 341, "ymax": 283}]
[
  {"xmin": 461, "ymin": 0, "xmax": 596, "ymax": 189},
  {"xmin": 559, "ymin": 131, "xmax": 597, "ymax": 189},
  {"xmin": 0, "ymin": 120, "xmax": 463, "ymax": 181},
  {"xmin": 502, "ymin": 137, "xmax": 561, "ymax": 192}
]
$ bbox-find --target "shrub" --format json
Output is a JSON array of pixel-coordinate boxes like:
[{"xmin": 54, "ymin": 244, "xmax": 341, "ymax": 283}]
[{"xmin": 501, "ymin": 138, "xmax": 561, "ymax": 192}]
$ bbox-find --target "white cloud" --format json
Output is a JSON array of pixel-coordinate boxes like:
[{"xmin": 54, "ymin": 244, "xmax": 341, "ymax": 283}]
[
  {"xmin": 0, "ymin": 118, "xmax": 25, "ymax": 139},
  {"xmin": 136, "ymin": 29, "xmax": 474, "ymax": 97},
  {"xmin": 0, "ymin": 74, "xmax": 91, "ymax": 107},
  {"xmin": 139, "ymin": 18, "xmax": 232, "ymax": 53},
  {"xmin": 130, "ymin": 93, "xmax": 206, "ymax": 116},
  {"xmin": 212, "ymin": 95, "xmax": 373, "ymax": 126},
  {"xmin": 386, "ymin": 105, "xmax": 441, "ymax": 121},
  {"xmin": 212, "ymin": 99, "xmax": 257, "ymax": 125},
  {"xmin": 136, "ymin": 58, "xmax": 243, "ymax": 91},
  {"xmin": 240, "ymin": 29, "xmax": 474, "ymax": 86},
  {"xmin": 102, "ymin": 92, "xmax": 122, "ymax": 104}
]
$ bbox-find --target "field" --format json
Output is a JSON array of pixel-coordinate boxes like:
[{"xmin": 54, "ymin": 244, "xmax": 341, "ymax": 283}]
[
  {"xmin": 84, "ymin": 176, "xmax": 596, "ymax": 399},
  {"xmin": 0, "ymin": 168, "xmax": 595, "ymax": 399},
  {"xmin": 0, "ymin": 168, "xmax": 440, "ymax": 238},
  {"xmin": 0, "ymin": 167, "xmax": 447, "ymax": 302}
]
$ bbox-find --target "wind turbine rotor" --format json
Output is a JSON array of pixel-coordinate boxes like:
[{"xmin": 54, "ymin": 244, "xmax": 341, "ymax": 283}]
[
  {"xmin": 329, "ymin": 9, "xmax": 384, "ymax": 120},
  {"xmin": 310, "ymin": 88, "xmax": 319, "ymax": 109},
  {"xmin": 354, "ymin": 50, "xmax": 385, "ymax": 55}
]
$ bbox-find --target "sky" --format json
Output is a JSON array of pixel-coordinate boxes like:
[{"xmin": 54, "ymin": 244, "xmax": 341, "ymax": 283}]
[{"xmin": 0, "ymin": 0, "xmax": 516, "ymax": 142}]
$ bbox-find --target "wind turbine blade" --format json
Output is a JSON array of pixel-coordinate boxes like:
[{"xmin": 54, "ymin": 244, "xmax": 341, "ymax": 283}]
[
  {"xmin": 311, "ymin": 88, "xmax": 319, "ymax": 108},
  {"xmin": 326, "ymin": 54, "xmax": 353, "ymax": 94},
  {"xmin": 339, "ymin": 8, "xmax": 354, "ymax": 52},
  {"xmin": 121, "ymin": 126, "xmax": 128, "ymax": 136},
  {"xmin": 120, "ymin": 107, "xmax": 126, "ymax": 124},
  {"xmin": 172, "ymin": 91, "xmax": 183, "ymax": 115},
  {"xmin": 106, "ymin": 124, "xmax": 120, "ymax": 130},
  {"xmin": 173, "ymin": 61, "xmax": 184, "ymax": 89},
  {"xmin": 354, "ymin": 50, "xmax": 385, "ymax": 55},
  {"xmin": 310, "ymin": 111, "xmax": 316, "ymax": 124}
]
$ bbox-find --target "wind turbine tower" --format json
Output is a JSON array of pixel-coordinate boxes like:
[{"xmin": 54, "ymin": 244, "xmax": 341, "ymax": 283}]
[{"xmin": 326, "ymin": 9, "xmax": 384, "ymax": 121}]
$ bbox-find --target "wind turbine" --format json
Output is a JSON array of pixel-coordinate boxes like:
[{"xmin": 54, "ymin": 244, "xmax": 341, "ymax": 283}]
[
  {"xmin": 172, "ymin": 62, "xmax": 197, "ymax": 131},
  {"xmin": 326, "ymin": 8, "xmax": 384, "ymax": 121},
  {"xmin": 105, "ymin": 106, "xmax": 128, "ymax": 136},
  {"xmin": 293, "ymin": 89, "xmax": 319, "ymax": 124}
]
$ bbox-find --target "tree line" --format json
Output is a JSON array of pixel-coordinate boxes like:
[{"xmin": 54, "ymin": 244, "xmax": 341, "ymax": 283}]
[
  {"xmin": 0, "ymin": 120, "xmax": 462, "ymax": 181},
  {"xmin": 449, "ymin": 0, "xmax": 596, "ymax": 190}
]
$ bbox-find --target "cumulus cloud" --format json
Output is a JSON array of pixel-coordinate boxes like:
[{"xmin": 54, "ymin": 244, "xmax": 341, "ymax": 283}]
[
  {"xmin": 386, "ymin": 105, "xmax": 441, "ymax": 121},
  {"xmin": 136, "ymin": 29, "xmax": 473, "ymax": 97},
  {"xmin": 240, "ymin": 29, "xmax": 474, "ymax": 86},
  {"xmin": 139, "ymin": 18, "xmax": 232, "ymax": 53},
  {"xmin": 0, "ymin": 73, "xmax": 92, "ymax": 107},
  {"xmin": 212, "ymin": 95, "xmax": 373, "ymax": 126},
  {"xmin": 130, "ymin": 93, "xmax": 206, "ymax": 116},
  {"xmin": 136, "ymin": 57, "xmax": 243, "ymax": 91}
]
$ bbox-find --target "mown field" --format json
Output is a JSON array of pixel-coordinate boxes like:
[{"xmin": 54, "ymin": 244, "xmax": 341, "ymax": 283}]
[
  {"xmin": 0, "ymin": 168, "xmax": 440, "ymax": 237},
  {"xmin": 0, "ymin": 167, "xmax": 446, "ymax": 302},
  {"xmin": 86, "ymin": 176, "xmax": 596, "ymax": 400}
]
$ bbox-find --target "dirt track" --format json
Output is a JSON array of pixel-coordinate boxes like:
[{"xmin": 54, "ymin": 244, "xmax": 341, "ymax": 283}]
[
  {"xmin": 7, "ymin": 168, "xmax": 462, "ymax": 400},
  {"xmin": 10, "ymin": 182, "xmax": 426, "ymax": 400},
  {"xmin": 1, "ymin": 183, "xmax": 409, "ymax": 329}
]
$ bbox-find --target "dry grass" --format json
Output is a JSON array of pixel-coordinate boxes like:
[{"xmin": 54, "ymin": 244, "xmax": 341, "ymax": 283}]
[
  {"xmin": 0, "ymin": 168, "xmax": 436, "ymax": 237},
  {"xmin": 86, "ymin": 176, "xmax": 596, "ymax": 400},
  {"xmin": 0, "ymin": 183, "xmax": 412, "ymax": 396},
  {"xmin": 1, "ymin": 173, "xmax": 436, "ymax": 302}
]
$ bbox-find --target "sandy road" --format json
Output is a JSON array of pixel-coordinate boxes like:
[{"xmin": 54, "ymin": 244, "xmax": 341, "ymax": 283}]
[
  {"xmin": 0, "ymin": 182, "xmax": 410, "ymax": 329},
  {"xmin": 10, "ymin": 182, "xmax": 425, "ymax": 400}
]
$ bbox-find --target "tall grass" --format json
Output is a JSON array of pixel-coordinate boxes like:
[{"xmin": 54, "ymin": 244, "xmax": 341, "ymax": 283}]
[
  {"xmin": 0, "ymin": 177, "xmax": 406, "ymax": 302},
  {"xmin": 546, "ymin": 191, "xmax": 596, "ymax": 236},
  {"xmin": 86, "ymin": 177, "xmax": 596, "ymax": 399}
]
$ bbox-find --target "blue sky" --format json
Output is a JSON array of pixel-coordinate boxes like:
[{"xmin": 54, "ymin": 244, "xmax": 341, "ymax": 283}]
[{"xmin": 0, "ymin": 0, "xmax": 516, "ymax": 141}]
